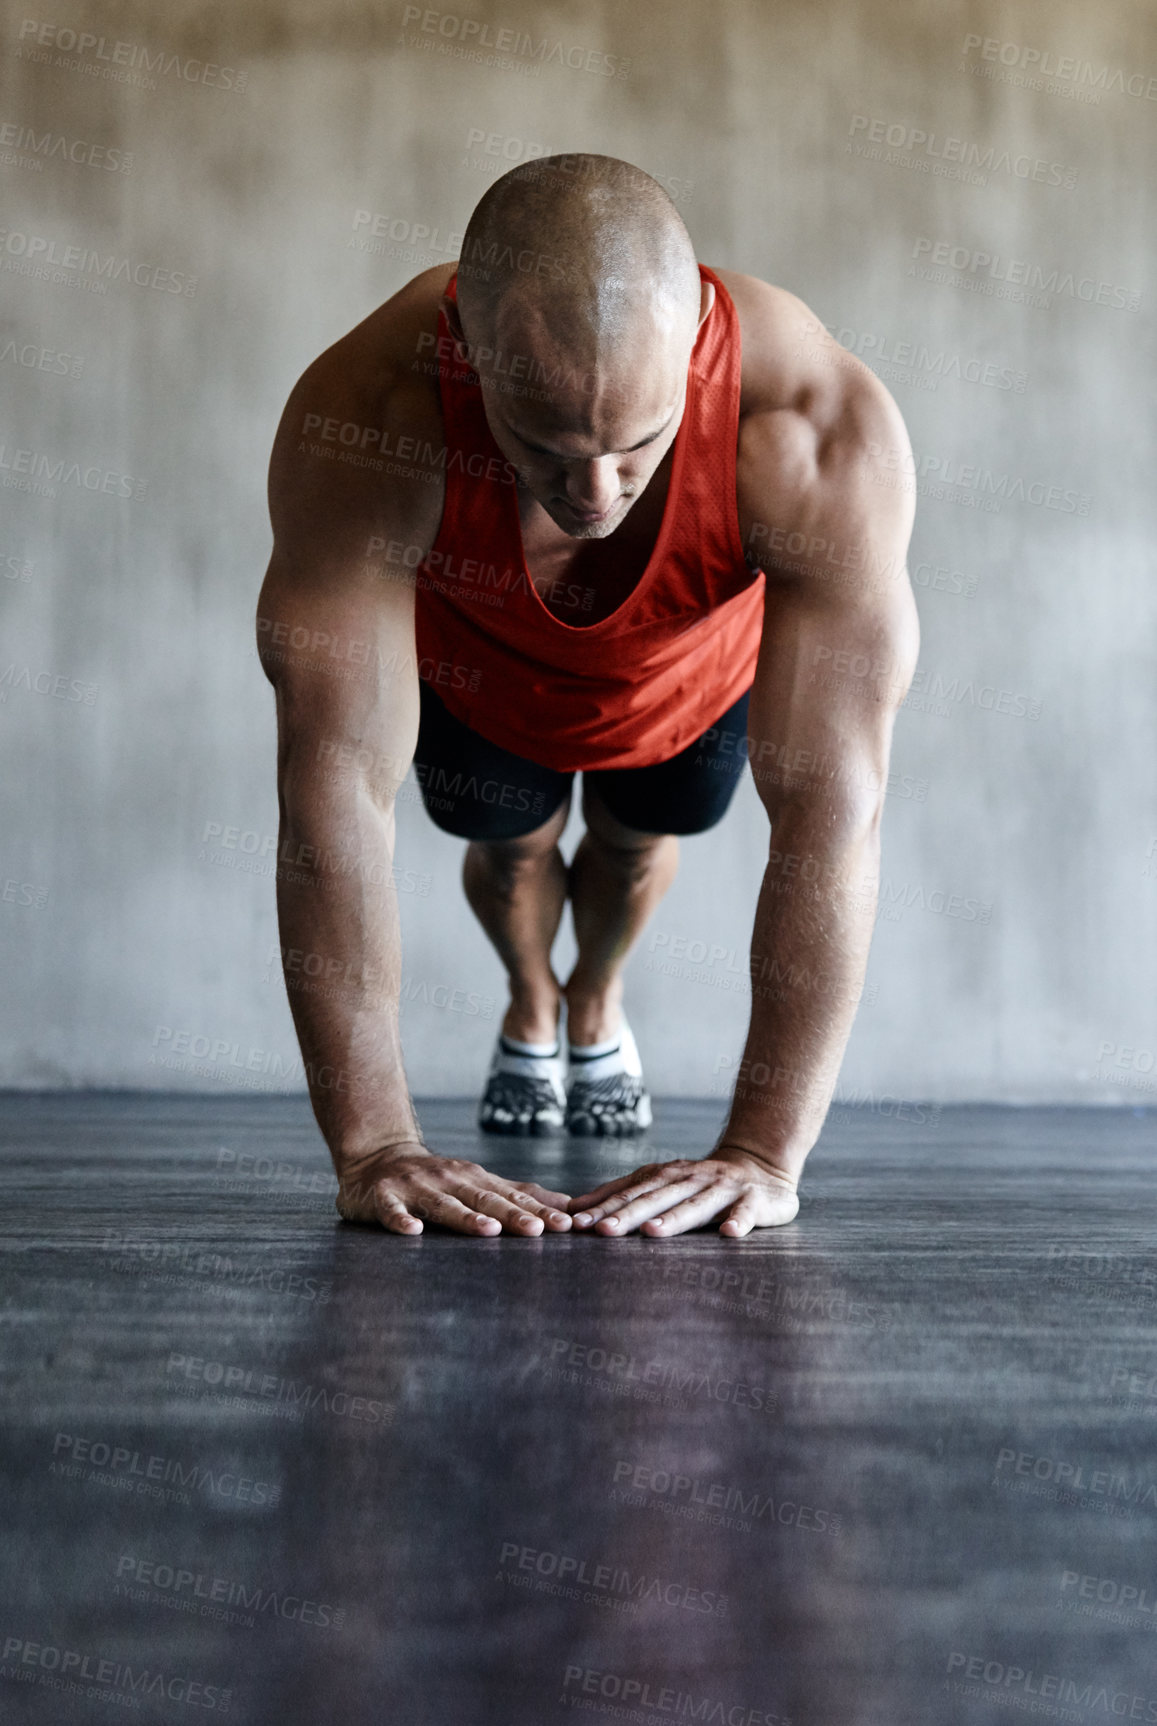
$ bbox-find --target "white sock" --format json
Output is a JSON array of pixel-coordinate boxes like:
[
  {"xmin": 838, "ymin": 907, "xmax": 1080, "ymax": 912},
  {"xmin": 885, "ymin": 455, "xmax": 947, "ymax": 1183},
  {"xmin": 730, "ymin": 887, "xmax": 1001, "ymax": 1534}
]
[
  {"xmin": 500, "ymin": 1034, "xmax": 560, "ymax": 1058},
  {"xmin": 492, "ymin": 1033, "xmax": 565, "ymax": 1085}
]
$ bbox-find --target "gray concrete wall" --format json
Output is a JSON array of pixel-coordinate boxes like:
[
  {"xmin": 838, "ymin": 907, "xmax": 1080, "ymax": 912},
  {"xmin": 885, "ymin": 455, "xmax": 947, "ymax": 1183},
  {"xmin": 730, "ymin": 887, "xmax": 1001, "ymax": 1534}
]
[{"xmin": 1, "ymin": 0, "xmax": 1153, "ymax": 1103}]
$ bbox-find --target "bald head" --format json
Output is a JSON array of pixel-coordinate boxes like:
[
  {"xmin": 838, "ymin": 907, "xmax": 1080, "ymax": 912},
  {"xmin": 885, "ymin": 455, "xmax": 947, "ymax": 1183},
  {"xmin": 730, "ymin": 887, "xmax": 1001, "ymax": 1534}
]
[
  {"xmin": 449, "ymin": 155, "xmax": 707, "ymax": 540},
  {"xmin": 456, "ymin": 153, "xmax": 701, "ymax": 366}
]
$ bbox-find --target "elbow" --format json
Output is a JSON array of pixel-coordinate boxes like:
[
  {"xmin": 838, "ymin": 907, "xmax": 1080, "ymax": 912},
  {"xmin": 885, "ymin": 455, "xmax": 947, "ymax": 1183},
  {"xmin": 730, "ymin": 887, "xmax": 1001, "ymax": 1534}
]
[
  {"xmin": 760, "ymin": 782, "xmax": 885, "ymax": 855},
  {"xmin": 279, "ymin": 755, "xmax": 399, "ymax": 851}
]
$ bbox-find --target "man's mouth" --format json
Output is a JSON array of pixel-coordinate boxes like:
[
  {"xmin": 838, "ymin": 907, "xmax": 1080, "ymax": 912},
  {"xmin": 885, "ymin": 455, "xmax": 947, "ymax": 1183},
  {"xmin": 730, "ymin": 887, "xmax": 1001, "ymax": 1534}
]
[{"xmin": 563, "ymin": 500, "xmax": 622, "ymax": 524}]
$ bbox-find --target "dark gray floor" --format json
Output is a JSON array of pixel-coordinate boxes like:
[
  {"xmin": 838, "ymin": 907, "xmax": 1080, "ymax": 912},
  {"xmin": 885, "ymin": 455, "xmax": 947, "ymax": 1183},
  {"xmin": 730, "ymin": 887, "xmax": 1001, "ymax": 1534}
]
[{"xmin": 1, "ymin": 1095, "xmax": 1156, "ymax": 1725}]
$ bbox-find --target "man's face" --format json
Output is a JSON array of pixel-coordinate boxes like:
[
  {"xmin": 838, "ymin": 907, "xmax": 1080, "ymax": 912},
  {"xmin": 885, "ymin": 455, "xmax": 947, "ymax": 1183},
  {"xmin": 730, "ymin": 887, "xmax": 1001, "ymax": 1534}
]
[{"xmin": 456, "ymin": 292, "xmax": 695, "ymax": 540}]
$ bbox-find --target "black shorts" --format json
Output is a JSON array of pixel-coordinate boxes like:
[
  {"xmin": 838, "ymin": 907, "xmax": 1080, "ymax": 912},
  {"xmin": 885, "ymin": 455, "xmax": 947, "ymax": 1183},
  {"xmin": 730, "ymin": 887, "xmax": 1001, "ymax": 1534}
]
[{"xmin": 413, "ymin": 682, "xmax": 752, "ymax": 842}]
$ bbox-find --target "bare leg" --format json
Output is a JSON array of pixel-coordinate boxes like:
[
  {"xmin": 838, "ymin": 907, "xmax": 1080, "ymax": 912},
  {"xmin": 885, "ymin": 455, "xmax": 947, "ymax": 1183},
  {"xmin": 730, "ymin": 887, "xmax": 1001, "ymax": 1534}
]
[
  {"xmin": 563, "ymin": 785, "xmax": 679, "ymax": 1045},
  {"xmin": 461, "ymin": 793, "xmax": 572, "ymax": 1044}
]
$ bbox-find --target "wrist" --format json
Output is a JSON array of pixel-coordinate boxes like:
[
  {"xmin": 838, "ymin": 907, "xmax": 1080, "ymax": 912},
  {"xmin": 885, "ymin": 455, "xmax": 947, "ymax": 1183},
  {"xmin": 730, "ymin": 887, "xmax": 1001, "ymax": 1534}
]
[
  {"xmin": 334, "ymin": 1135, "xmax": 429, "ymax": 1181},
  {"xmin": 711, "ymin": 1139, "xmax": 803, "ymax": 1189}
]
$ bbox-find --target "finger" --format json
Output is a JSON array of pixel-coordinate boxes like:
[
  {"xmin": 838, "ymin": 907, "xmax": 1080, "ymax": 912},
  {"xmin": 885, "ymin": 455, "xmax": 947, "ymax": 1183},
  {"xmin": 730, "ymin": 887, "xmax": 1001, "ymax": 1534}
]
[
  {"xmin": 503, "ymin": 1182, "xmax": 574, "ymax": 1230},
  {"xmin": 719, "ymin": 1185, "xmax": 800, "ymax": 1236},
  {"xmin": 373, "ymin": 1189, "xmax": 424, "ymax": 1236},
  {"xmin": 569, "ymin": 1167, "xmax": 663, "ymax": 1215},
  {"xmin": 641, "ymin": 1183, "xmax": 738, "ymax": 1237},
  {"xmin": 449, "ymin": 1181, "xmax": 552, "ymax": 1236},
  {"xmin": 518, "ymin": 1182, "xmax": 573, "ymax": 1208},
  {"xmin": 418, "ymin": 1190, "xmax": 503, "ymax": 1235},
  {"xmin": 482, "ymin": 1177, "xmax": 575, "ymax": 1231},
  {"xmin": 571, "ymin": 1173, "xmax": 672, "ymax": 1229},
  {"xmin": 591, "ymin": 1176, "xmax": 712, "ymax": 1235}
]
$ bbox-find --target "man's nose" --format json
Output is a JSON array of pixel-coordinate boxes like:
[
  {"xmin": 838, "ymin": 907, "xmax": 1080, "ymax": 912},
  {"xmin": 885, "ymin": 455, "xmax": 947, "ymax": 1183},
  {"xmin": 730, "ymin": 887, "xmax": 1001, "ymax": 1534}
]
[{"xmin": 565, "ymin": 457, "xmax": 620, "ymax": 514}]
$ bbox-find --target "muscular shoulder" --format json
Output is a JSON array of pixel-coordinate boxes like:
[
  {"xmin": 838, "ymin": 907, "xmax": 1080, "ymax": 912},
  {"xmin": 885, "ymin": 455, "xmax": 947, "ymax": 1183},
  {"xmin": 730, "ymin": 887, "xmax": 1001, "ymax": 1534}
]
[
  {"xmin": 266, "ymin": 264, "xmax": 455, "ymax": 571},
  {"xmin": 712, "ymin": 268, "xmax": 913, "ymax": 560}
]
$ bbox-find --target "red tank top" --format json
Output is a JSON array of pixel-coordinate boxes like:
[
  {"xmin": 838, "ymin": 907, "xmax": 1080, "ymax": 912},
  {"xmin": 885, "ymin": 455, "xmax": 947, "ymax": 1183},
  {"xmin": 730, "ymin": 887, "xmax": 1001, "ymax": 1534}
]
[{"xmin": 414, "ymin": 263, "xmax": 764, "ymax": 771}]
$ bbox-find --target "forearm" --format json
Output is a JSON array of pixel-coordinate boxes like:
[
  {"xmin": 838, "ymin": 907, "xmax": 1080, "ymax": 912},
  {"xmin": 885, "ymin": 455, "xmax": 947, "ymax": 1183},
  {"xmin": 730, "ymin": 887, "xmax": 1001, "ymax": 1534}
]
[
  {"xmin": 275, "ymin": 791, "xmax": 420, "ymax": 1169},
  {"xmin": 716, "ymin": 808, "xmax": 880, "ymax": 1180}
]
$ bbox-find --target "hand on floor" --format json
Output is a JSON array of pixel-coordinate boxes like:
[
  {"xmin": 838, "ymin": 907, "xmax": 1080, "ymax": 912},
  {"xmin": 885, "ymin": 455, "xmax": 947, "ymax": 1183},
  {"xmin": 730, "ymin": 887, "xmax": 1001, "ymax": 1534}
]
[
  {"xmin": 569, "ymin": 1146, "xmax": 799, "ymax": 1237},
  {"xmin": 336, "ymin": 1142, "xmax": 573, "ymax": 1236}
]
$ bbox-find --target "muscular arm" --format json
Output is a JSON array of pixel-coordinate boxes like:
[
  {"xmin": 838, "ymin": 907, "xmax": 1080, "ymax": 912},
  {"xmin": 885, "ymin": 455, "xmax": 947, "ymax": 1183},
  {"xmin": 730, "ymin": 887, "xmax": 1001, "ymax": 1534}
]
[
  {"xmin": 258, "ymin": 302, "xmax": 572, "ymax": 1235},
  {"xmin": 259, "ymin": 542, "xmax": 421, "ymax": 1163},
  {"xmin": 571, "ymin": 343, "xmax": 918, "ymax": 1237},
  {"xmin": 716, "ymin": 374, "xmax": 919, "ymax": 1187}
]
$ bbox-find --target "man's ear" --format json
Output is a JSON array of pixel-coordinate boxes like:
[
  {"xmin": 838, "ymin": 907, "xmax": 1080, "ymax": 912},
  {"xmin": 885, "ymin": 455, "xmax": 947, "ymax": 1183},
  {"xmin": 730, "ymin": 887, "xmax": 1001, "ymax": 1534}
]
[{"xmin": 697, "ymin": 277, "xmax": 716, "ymax": 332}]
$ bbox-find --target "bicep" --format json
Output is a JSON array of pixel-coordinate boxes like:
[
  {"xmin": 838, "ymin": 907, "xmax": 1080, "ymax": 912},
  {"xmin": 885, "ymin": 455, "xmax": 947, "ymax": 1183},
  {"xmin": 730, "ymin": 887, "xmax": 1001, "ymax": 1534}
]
[{"xmin": 747, "ymin": 405, "xmax": 919, "ymax": 823}]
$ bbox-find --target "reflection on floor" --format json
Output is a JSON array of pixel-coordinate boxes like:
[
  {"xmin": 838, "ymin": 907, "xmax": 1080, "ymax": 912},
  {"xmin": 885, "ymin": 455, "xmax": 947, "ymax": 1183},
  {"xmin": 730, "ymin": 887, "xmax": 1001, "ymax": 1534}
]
[{"xmin": 1, "ymin": 1094, "xmax": 1155, "ymax": 1725}]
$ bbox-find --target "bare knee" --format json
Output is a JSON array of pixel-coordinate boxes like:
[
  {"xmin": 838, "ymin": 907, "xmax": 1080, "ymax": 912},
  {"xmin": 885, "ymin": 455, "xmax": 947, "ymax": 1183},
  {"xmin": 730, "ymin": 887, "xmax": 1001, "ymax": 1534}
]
[
  {"xmin": 465, "ymin": 798, "xmax": 570, "ymax": 895},
  {"xmin": 579, "ymin": 789, "xmax": 677, "ymax": 884}
]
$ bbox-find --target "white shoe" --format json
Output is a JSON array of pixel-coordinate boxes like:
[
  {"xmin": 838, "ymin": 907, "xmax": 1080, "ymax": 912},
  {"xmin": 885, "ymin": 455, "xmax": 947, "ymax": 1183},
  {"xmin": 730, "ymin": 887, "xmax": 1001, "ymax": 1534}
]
[
  {"xmin": 565, "ymin": 1017, "xmax": 653, "ymax": 1137},
  {"xmin": 478, "ymin": 1033, "xmax": 567, "ymax": 1136}
]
